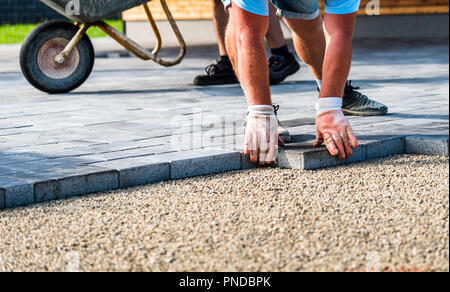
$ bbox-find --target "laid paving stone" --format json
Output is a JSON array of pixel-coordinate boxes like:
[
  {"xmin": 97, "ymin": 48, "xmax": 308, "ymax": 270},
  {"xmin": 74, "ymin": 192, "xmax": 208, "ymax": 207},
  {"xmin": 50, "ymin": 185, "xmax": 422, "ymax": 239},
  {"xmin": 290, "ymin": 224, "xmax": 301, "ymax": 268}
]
[
  {"xmin": 0, "ymin": 177, "xmax": 34, "ymax": 208},
  {"xmin": 79, "ymin": 145, "xmax": 171, "ymax": 163},
  {"xmin": 0, "ymin": 166, "xmax": 118, "ymax": 206},
  {"xmin": 0, "ymin": 153, "xmax": 46, "ymax": 166},
  {"xmin": 365, "ymin": 136, "xmax": 406, "ymax": 160},
  {"xmin": 156, "ymin": 149, "xmax": 242, "ymax": 180},
  {"xmin": 406, "ymin": 135, "xmax": 449, "ymax": 156},
  {"xmin": 241, "ymin": 154, "xmax": 257, "ymax": 170},
  {"xmin": 92, "ymin": 156, "xmax": 170, "ymax": 188},
  {"xmin": 0, "ymin": 166, "xmax": 21, "ymax": 176},
  {"xmin": 1, "ymin": 159, "xmax": 79, "ymax": 174},
  {"xmin": 0, "ymin": 187, "xmax": 4, "ymax": 209},
  {"xmin": 33, "ymin": 166, "xmax": 119, "ymax": 203}
]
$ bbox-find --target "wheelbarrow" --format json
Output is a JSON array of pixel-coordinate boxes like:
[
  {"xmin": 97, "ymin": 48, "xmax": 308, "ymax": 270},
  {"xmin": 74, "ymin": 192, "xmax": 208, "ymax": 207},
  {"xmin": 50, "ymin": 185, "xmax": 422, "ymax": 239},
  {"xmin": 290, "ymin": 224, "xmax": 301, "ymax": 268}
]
[{"xmin": 20, "ymin": 0, "xmax": 187, "ymax": 93}]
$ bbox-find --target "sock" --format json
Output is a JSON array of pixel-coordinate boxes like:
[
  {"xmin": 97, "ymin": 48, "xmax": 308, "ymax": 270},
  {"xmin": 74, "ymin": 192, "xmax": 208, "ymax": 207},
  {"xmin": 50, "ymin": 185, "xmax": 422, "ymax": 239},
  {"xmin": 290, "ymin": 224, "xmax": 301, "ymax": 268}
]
[
  {"xmin": 219, "ymin": 55, "xmax": 231, "ymax": 65},
  {"xmin": 271, "ymin": 45, "xmax": 290, "ymax": 59},
  {"xmin": 315, "ymin": 79, "xmax": 322, "ymax": 90}
]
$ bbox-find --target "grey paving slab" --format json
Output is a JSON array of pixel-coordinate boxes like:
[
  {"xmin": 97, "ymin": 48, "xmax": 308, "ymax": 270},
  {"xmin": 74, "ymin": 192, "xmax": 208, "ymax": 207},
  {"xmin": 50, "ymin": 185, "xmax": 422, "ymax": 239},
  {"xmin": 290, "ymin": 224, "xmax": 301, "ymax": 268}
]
[
  {"xmin": 93, "ymin": 156, "xmax": 170, "ymax": 188},
  {"xmin": 0, "ymin": 177, "xmax": 34, "ymax": 208},
  {"xmin": 365, "ymin": 136, "xmax": 406, "ymax": 160},
  {"xmin": 406, "ymin": 135, "xmax": 449, "ymax": 156},
  {"xmin": 0, "ymin": 187, "xmax": 4, "ymax": 209},
  {"xmin": 0, "ymin": 165, "xmax": 118, "ymax": 206},
  {"xmin": 156, "ymin": 149, "xmax": 242, "ymax": 180},
  {"xmin": 278, "ymin": 141, "xmax": 366, "ymax": 170},
  {"xmin": 0, "ymin": 39, "xmax": 448, "ymax": 208},
  {"xmin": 33, "ymin": 166, "xmax": 119, "ymax": 203}
]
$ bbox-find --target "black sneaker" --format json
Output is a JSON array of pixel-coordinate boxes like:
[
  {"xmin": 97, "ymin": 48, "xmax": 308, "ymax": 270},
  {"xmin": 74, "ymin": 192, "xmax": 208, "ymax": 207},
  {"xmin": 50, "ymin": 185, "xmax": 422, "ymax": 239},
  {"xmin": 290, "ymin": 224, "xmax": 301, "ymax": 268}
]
[
  {"xmin": 269, "ymin": 53, "xmax": 301, "ymax": 85},
  {"xmin": 194, "ymin": 58, "xmax": 239, "ymax": 86},
  {"xmin": 342, "ymin": 81, "xmax": 389, "ymax": 116}
]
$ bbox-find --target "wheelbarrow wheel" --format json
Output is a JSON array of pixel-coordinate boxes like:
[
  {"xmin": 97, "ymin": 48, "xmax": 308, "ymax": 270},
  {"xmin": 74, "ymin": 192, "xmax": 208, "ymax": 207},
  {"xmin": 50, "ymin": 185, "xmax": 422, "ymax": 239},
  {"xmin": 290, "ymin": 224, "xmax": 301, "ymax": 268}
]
[{"xmin": 20, "ymin": 21, "xmax": 94, "ymax": 94}]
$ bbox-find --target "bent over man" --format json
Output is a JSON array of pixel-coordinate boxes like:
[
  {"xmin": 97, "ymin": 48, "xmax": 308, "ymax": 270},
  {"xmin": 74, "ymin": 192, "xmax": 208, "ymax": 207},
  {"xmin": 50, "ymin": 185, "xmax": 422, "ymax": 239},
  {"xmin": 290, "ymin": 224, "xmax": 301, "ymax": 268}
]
[{"xmin": 223, "ymin": 0, "xmax": 370, "ymax": 164}]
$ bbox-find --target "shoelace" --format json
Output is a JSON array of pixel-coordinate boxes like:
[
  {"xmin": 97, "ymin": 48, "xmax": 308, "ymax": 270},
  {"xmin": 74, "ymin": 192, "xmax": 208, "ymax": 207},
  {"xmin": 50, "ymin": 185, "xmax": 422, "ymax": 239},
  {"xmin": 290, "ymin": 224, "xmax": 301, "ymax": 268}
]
[
  {"xmin": 273, "ymin": 105, "xmax": 287, "ymax": 128},
  {"xmin": 268, "ymin": 56, "xmax": 282, "ymax": 70},
  {"xmin": 205, "ymin": 60, "xmax": 230, "ymax": 76},
  {"xmin": 273, "ymin": 104, "xmax": 280, "ymax": 116},
  {"xmin": 345, "ymin": 81, "xmax": 368, "ymax": 101}
]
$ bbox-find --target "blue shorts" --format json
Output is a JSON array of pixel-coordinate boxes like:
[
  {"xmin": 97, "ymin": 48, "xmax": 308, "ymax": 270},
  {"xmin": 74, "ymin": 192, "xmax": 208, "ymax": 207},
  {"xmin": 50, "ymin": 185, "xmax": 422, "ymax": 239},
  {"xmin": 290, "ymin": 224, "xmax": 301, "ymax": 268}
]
[{"xmin": 222, "ymin": 0, "xmax": 361, "ymax": 19}]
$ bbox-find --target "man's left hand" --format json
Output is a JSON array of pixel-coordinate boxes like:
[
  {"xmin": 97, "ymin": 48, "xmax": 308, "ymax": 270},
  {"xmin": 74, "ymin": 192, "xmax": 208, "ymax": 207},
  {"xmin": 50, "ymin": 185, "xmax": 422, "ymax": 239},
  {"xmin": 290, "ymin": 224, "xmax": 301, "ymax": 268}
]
[{"xmin": 314, "ymin": 109, "xmax": 359, "ymax": 160}]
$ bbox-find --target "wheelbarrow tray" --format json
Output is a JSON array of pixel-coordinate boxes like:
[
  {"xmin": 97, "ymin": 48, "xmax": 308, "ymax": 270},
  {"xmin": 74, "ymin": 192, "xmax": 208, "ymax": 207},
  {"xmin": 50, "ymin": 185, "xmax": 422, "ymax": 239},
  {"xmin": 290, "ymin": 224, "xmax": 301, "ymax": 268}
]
[{"xmin": 40, "ymin": 0, "xmax": 151, "ymax": 22}]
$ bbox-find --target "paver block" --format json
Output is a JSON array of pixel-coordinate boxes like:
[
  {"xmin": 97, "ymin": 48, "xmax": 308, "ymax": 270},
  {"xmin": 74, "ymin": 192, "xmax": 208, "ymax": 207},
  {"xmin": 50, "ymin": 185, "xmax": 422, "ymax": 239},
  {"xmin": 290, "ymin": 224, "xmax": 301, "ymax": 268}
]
[
  {"xmin": 241, "ymin": 154, "xmax": 257, "ymax": 170},
  {"xmin": 278, "ymin": 136, "xmax": 407, "ymax": 170},
  {"xmin": 0, "ymin": 166, "xmax": 20, "ymax": 176},
  {"xmin": 0, "ymin": 153, "xmax": 45, "ymax": 166},
  {"xmin": 365, "ymin": 136, "xmax": 406, "ymax": 160},
  {"xmin": 278, "ymin": 149, "xmax": 306, "ymax": 170},
  {"xmin": 0, "ymin": 166, "xmax": 118, "ymax": 204},
  {"xmin": 93, "ymin": 157, "xmax": 170, "ymax": 188},
  {"xmin": 33, "ymin": 166, "xmax": 119, "ymax": 203},
  {"xmin": 0, "ymin": 178, "xmax": 34, "ymax": 208},
  {"xmin": 405, "ymin": 135, "xmax": 449, "ymax": 156},
  {"xmin": 157, "ymin": 149, "xmax": 242, "ymax": 180},
  {"xmin": 278, "ymin": 146, "xmax": 346, "ymax": 170},
  {"xmin": 0, "ymin": 188, "xmax": 5, "ymax": 209}
]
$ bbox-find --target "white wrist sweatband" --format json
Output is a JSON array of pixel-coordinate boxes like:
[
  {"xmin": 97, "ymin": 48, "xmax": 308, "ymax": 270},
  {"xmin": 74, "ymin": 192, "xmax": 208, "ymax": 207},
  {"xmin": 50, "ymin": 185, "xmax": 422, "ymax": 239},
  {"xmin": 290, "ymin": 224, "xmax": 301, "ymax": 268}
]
[
  {"xmin": 248, "ymin": 105, "xmax": 275, "ymax": 116},
  {"xmin": 316, "ymin": 98, "xmax": 342, "ymax": 115}
]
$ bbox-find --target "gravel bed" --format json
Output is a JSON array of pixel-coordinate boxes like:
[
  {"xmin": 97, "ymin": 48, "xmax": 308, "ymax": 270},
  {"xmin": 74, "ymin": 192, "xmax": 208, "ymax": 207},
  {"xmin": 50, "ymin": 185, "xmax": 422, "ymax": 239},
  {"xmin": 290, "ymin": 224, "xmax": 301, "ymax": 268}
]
[{"xmin": 0, "ymin": 155, "xmax": 448, "ymax": 272}]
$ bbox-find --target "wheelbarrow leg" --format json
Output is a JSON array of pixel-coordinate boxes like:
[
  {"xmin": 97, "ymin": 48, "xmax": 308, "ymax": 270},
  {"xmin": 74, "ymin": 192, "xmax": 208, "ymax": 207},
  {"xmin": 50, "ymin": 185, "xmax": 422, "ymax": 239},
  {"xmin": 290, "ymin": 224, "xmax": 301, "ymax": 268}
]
[{"xmin": 55, "ymin": 23, "xmax": 91, "ymax": 64}]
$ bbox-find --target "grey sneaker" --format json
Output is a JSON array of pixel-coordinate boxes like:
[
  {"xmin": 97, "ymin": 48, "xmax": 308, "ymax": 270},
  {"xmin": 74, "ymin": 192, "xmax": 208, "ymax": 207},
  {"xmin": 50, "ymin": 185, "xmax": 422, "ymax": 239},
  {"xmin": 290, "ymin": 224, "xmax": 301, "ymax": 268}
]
[
  {"xmin": 342, "ymin": 81, "xmax": 388, "ymax": 116},
  {"xmin": 273, "ymin": 105, "xmax": 291, "ymax": 143}
]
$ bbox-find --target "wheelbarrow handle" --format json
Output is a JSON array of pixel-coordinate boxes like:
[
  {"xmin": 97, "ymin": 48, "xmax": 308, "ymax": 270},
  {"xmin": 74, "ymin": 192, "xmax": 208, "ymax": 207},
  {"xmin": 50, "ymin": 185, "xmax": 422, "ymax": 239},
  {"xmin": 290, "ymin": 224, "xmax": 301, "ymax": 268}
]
[
  {"xmin": 143, "ymin": 0, "xmax": 187, "ymax": 66},
  {"xmin": 96, "ymin": 0, "xmax": 186, "ymax": 67}
]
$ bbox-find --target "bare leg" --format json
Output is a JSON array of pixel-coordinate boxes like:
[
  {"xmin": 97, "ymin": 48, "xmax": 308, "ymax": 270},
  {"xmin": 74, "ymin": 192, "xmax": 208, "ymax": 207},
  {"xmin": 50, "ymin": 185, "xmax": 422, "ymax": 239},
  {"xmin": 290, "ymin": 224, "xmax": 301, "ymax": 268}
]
[
  {"xmin": 215, "ymin": 1, "xmax": 287, "ymax": 55},
  {"xmin": 266, "ymin": 4, "xmax": 286, "ymax": 49},
  {"xmin": 226, "ymin": 5, "xmax": 271, "ymax": 106},
  {"xmin": 320, "ymin": 13, "xmax": 357, "ymax": 98},
  {"xmin": 212, "ymin": 0, "xmax": 229, "ymax": 56},
  {"xmin": 283, "ymin": 16, "xmax": 325, "ymax": 81}
]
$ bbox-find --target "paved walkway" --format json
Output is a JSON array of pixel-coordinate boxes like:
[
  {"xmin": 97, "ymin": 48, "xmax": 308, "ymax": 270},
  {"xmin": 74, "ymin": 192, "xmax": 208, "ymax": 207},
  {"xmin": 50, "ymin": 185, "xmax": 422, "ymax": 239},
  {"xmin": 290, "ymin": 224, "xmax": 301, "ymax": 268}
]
[{"xmin": 0, "ymin": 39, "xmax": 449, "ymax": 208}]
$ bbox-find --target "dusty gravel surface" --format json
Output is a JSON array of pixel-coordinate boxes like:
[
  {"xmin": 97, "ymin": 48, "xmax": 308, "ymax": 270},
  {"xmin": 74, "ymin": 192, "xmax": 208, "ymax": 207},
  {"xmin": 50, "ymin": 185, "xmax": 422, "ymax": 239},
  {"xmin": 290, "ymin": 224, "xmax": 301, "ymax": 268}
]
[{"xmin": 0, "ymin": 155, "xmax": 448, "ymax": 272}]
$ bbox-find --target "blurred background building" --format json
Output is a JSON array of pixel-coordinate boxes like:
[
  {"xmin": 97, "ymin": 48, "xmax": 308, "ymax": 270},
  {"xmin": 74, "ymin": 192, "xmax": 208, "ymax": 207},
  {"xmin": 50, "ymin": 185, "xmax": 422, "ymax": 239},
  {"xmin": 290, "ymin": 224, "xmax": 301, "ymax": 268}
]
[
  {"xmin": 122, "ymin": 0, "xmax": 449, "ymax": 48},
  {"xmin": 0, "ymin": 0, "xmax": 448, "ymax": 46}
]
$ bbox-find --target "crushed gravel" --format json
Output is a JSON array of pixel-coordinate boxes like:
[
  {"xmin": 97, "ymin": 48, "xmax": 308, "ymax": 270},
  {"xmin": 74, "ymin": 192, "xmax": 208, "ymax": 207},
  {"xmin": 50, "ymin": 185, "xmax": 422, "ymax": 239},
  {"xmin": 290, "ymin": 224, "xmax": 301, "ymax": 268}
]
[{"xmin": 0, "ymin": 155, "xmax": 448, "ymax": 272}]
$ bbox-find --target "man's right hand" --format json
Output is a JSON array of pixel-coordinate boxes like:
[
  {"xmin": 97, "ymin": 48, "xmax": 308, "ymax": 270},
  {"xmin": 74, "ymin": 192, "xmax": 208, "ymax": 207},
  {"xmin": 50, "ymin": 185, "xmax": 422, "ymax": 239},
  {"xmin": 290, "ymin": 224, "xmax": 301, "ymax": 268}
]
[
  {"xmin": 314, "ymin": 109, "xmax": 359, "ymax": 160},
  {"xmin": 244, "ymin": 105, "xmax": 280, "ymax": 165}
]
